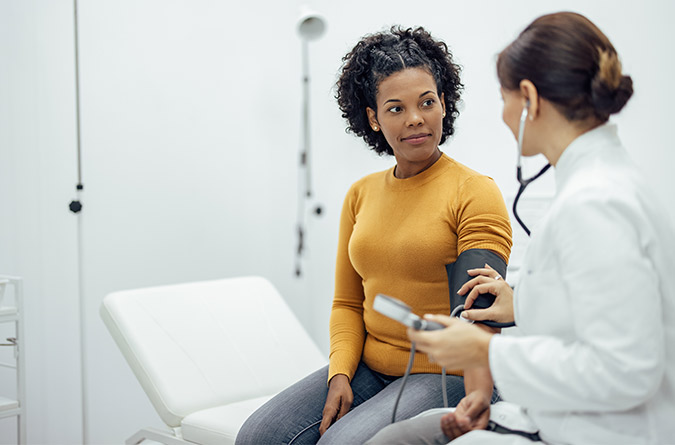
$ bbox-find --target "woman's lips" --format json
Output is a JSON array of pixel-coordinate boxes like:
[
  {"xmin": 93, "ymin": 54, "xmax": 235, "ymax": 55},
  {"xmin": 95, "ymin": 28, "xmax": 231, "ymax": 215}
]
[{"xmin": 402, "ymin": 133, "xmax": 431, "ymax": 145}]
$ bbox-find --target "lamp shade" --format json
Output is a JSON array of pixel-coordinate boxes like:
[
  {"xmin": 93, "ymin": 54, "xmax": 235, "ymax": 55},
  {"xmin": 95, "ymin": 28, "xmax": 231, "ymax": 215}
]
[{"xmin": 297, "ymin": 8, "xmax": 326, "ymax": 41}]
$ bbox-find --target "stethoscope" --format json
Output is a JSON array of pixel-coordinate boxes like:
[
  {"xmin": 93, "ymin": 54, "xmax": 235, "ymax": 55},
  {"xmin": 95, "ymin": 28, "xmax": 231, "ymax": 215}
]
[{"xmin": 512, "ymin": 102, "xmax": 551, "ymax": 236}]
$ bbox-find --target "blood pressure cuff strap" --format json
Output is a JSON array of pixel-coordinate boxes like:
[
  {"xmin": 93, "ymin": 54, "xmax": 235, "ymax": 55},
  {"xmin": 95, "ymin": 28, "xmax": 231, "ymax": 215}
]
[{"xmin": 446, "ymin": 248, "xmax": 514, "ymax": 328}]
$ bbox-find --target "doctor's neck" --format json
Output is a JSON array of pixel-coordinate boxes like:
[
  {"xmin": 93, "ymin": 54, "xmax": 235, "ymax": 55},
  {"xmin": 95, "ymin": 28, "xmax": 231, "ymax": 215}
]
[{"xmin": 535, "ymin": 105, "xmax": 604, "ymax": 167}]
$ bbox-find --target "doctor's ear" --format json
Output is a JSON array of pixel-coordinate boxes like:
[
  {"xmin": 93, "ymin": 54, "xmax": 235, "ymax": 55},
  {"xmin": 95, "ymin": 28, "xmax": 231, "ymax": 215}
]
[{"xmin": 519, "ymin": 79, "xmax": 539, "ymax": 121}]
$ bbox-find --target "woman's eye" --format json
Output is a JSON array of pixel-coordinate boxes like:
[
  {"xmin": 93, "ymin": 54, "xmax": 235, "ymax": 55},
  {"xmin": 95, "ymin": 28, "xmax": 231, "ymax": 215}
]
[
  {"xmin": 388, "ymin": 105, "xmax": 403, "ymax": 113},
  {"xmin": 422, "ymin": 99, "xmax": 435, "ymax": 107}
]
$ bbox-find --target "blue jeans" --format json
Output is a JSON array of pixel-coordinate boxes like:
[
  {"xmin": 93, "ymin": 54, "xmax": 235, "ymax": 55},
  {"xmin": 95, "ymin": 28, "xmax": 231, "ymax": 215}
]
[{"xmin": 235, "ymin": 362, "xmax": 475, "ymax": 445}]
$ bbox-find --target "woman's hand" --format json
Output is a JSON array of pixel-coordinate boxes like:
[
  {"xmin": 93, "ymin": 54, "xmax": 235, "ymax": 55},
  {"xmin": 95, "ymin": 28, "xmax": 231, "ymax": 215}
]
[
  {"xmin": 441, "ymin": 391, "xmax": 491, "ymax": 439},
  {"xmin": 319, "ymin": 374, "xmax": 353, "ymax": 435},
  {"xmin": 457, "ymin": 264, "xmax": 515, "ymax": 324},
  {"xmin": 407, "ymin": 315, "xmax": 493, "ymax": 370}
]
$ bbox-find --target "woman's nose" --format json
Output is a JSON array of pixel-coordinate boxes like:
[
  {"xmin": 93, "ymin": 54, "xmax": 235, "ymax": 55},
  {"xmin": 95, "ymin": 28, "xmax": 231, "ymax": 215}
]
[{"xmin": 406, "ymin": 110, "xmax": 424, "ymax": 127}]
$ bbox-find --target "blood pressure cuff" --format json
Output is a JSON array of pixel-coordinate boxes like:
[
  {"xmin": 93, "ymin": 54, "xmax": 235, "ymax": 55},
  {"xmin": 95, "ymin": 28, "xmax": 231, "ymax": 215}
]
[{"xmin": 446, "ymin": 248, "xmax": 514, "ymax": 328}]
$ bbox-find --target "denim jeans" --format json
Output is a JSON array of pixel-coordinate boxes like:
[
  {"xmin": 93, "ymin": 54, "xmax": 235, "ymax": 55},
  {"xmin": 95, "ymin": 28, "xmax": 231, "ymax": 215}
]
[{"xmin": 235, "ymin": 361, "xmax": 472, "ymax": 445}]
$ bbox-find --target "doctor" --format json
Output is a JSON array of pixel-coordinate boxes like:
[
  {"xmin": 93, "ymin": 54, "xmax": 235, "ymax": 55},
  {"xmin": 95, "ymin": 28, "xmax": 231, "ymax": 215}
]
[{"xmin": 367, "ymin": 11, "xmax": 675, "ymax": 445}]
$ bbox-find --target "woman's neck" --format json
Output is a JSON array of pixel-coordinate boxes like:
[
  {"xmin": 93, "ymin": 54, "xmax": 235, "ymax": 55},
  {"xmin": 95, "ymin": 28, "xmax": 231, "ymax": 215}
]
[
  {"xmin": 541, "ymin": 114, "xmax": 603, "ymax": 166},
  {"xmin": 394, "ymin": 149, "xmax": 442, "ymax": 179}
]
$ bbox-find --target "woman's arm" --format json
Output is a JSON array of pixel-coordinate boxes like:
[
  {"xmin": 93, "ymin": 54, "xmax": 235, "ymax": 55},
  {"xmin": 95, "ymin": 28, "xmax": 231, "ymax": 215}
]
[
  {"xmin": 328, "ymin": 186, "xmax": 367, "ymax": 383},
  {"xmin": 453, "ymin": 175, "xmax": 512, "ymax": 263},
  {"xmin": 322, "ymin": 186, "xmax": 366, "ymax": 434},
  {"xmin": 319, "ymin": 374, "xmax": 353, "ymax": 435}
]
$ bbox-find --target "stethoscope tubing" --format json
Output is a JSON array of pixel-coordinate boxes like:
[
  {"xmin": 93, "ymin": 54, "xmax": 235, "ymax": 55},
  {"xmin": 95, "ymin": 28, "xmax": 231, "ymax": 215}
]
[{"xmin": 513, "ymin": 105, "xmax": 551, "ymax": 236}]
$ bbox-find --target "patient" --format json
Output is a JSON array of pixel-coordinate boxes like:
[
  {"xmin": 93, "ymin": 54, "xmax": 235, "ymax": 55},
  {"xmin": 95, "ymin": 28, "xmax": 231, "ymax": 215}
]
[
  {"xmin": 235, "ymin": 26, "xmax": 512, "ymax": 444},
  {"xmin": 367, "ymin": 11, "xmax": 675, "ymax": 445}
]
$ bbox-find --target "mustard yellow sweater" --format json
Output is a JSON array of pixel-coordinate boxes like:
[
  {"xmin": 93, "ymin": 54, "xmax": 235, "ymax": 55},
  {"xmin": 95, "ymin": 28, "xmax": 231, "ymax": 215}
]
[{"xmin": 328, "ymin": 153, "xmax": 512, "ymax": 383}]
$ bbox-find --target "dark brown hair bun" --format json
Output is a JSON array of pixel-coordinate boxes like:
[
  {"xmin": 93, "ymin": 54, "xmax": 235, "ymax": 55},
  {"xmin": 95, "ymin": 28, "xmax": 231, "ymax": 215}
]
[{"xmin": 497, "ymin": 12, "xmax": 633, "ymax": 123}]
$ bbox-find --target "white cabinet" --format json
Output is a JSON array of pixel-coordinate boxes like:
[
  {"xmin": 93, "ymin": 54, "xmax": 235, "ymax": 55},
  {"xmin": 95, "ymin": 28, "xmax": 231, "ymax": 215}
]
[{"xmin": 0, "ymin": 276, "xmax": 25, "ymax": 444}]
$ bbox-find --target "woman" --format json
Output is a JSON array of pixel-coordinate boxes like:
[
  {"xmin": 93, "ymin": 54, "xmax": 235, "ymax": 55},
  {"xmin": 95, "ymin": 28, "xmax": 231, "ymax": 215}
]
[
  {"xmin": 235, "ymin": 27, "xmax": 512, "ymax": 444},
  {"xmin": 368, "ymin": 12, "xmax": 675, "ymax": 445}
]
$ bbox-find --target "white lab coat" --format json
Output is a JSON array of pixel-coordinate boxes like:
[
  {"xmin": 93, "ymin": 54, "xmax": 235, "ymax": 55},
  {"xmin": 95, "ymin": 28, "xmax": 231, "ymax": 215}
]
[{"xmin": 487, "ymin": 124, "xmax": 675, "ymax": 444}]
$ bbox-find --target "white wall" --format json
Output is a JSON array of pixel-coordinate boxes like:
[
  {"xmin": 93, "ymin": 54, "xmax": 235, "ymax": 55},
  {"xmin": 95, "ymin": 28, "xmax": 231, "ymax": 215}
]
[{"xmin": 1, "ymin": 0, "xmax": 673, "ymax": 443}]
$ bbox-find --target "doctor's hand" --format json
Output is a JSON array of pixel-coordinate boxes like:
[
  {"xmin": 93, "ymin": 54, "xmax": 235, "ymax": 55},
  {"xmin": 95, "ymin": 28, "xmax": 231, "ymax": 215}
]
[
  {"xmin": 407, "ymin": 315, "xmax": 493, "ymax": 370},
  {"xmin": 457, "ymin": 264, "xmax": 515, "ymax": 324},
  {"xmin": 319, "ymin": 374, "xmax": 353, "ymax": 436},
  {"xmin": 441, "ymin": 390, "xmax": 491, "ymax": 439}
]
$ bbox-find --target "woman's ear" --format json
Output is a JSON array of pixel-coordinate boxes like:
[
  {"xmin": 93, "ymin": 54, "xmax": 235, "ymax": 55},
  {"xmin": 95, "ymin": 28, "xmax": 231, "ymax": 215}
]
[
  {"xmin": 519, "ymin": 79, "xmax": 539, "ymax": 121},
  {"xmin": 366, "ymin": 107, "xmax": 379, "ymax": 131}
]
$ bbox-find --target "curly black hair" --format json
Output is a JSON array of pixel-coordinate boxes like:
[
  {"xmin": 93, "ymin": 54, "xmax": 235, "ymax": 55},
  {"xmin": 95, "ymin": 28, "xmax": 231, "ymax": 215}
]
[{"xmin": 336, "ymin": 26, "xmax": 463, "ymax": 156}]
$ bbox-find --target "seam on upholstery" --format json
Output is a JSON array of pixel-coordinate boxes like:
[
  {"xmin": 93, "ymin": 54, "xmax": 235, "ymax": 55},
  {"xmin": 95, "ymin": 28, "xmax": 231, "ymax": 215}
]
[{"xmin": 137, "ymin": 298, "xmax": 217, "ymax": 401}]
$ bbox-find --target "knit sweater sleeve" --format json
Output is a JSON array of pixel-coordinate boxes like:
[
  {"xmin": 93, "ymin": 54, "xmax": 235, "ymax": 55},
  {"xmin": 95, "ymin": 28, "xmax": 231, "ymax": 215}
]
[
  {"xmin": 328, "ymin": 184, "xmax": 366, "ymax": 384},
  {"xmin": 455, "ymin": 175, "xmax": 512, "ymax": 263}
]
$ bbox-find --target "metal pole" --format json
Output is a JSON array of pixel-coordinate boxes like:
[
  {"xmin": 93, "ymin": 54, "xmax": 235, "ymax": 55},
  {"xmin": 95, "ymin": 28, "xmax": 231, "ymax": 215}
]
[
  {"xmin": 72, "ymin": 1, "xmax": 88, "ymax": 442},
  {"xmin": 73, "ymin": 0, "xmax": 83, "ymax": 189},
  {"xmin": 76, "ymin": 194, "xmax": 87, "ymax": 444},
  {"xmin": 301, "ymin": 39, "xmax": 311, "ymax": 199},
  {"xmin": 16, "ymin": 278, "xmax": 26, "ymax": 444},
  {"xmin": 296, "ymin": 40, "xmax": 311, "ymax": 277}
]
